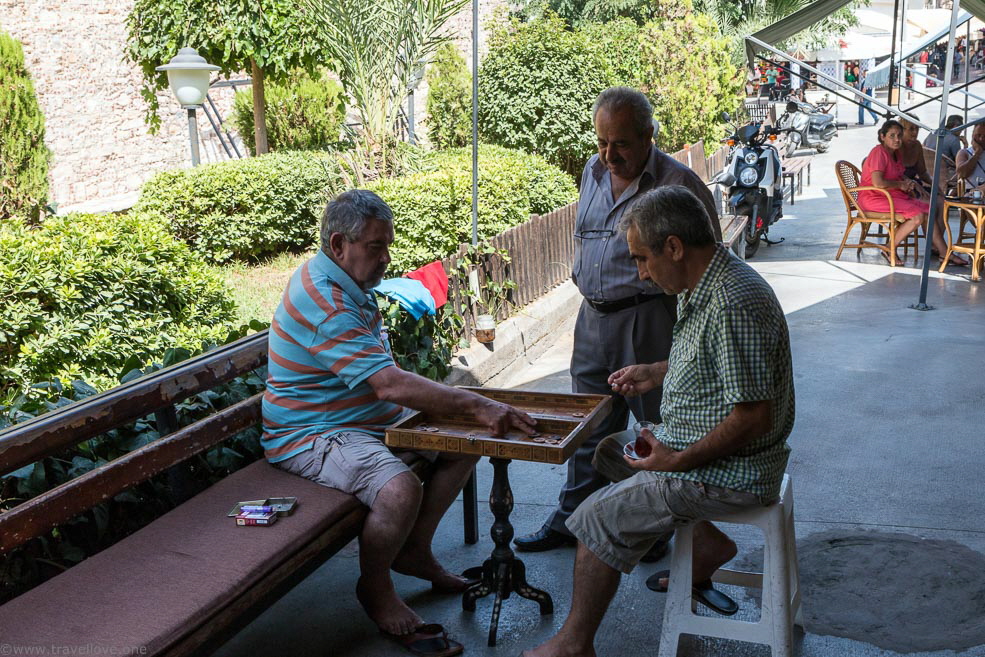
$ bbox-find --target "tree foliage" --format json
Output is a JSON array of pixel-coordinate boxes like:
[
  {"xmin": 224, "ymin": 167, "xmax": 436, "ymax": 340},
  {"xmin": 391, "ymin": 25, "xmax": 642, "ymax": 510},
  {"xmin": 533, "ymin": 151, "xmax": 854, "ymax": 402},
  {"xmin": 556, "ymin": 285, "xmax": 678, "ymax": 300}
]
[
  {"xmin": 306, "ymin": 0, "xmax": 469, "ymax": 175},
  {"xmin": 424, "ymin": 42, "xmax": 472, "ymax": 150},
  {"xmin": 695, "ymin": 0, "xmax": 863, "ymax": 63},
  {"xmin": 124, "ymin": 0, "xmax": 326, "ymax": 132},
  {"xmin": 0, "ymin": 30, "xmax": 50, "ymax": 224},
  {"xmin": 478, "ymin": 12, "xmax": 613, "ymax": 175},
  {"xmin": 231, "ymin": 70, "xmax": 346, "ymax": 154}
]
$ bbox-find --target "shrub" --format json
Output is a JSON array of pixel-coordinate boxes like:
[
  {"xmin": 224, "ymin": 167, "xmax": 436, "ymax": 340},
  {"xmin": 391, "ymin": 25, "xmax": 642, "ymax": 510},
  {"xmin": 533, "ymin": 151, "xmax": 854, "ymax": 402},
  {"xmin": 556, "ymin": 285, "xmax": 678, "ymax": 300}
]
[
  {"xmin": 478, "ymin": 12, "xmax": 614, "ymax": 175},
  {"xmin": 0, "ymin": 349, "xmax": 266, "ymax": 602},
  {"xmin": 585, "ymin": 8, "xmax": 742, "ymax": 152},
  {"xmin": 425, "ymin": 42, "xmax": 472, "ymax": 149},
  {"xmin": 0, "ymin": 214, "xmax": 237, "ymax": 399},
  {"xmin": 635, "ymin": 11, "xmax": 742, "ymax": 153},
  {"xmin": 231, "ymin": 71, "xmax": 346, "ymax": 154},
  {"xmin": 0, "ymin": 30, "xmax": 50, "ymax": 223},
  {"xmin": 366, "ymin": 144, "xmax": 577, "ymax": 272},
  {"xmin": 134, "ymin": 151, "xmax": 342, "ymax": 263}
]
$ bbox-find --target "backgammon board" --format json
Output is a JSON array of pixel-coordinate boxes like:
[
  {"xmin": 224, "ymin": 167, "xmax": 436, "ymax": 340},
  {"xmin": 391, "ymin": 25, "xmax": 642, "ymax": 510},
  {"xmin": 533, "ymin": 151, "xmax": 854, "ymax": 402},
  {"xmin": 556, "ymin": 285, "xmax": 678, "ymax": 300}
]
[{"xmin": 385, "ymin": 388, "xmax": 612, "ymax": 464}]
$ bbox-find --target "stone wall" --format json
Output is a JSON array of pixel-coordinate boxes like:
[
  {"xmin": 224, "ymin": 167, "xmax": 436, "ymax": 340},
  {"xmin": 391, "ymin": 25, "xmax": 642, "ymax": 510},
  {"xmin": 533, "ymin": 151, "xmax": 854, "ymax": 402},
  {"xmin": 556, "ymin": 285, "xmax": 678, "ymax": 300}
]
[
  {"xmin": 0, "ymin": 0, "xmax": 240, "ymax": 213},
  {"xmin": 0, "ymin": 0, "xmax": 506, "ymax": 212}
]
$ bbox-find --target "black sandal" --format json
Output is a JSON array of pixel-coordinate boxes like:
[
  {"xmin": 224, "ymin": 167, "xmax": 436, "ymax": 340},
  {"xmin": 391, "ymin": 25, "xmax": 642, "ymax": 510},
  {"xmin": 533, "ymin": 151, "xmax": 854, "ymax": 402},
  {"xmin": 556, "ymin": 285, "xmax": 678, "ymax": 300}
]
[{"xmin": 646, "ymin": 569, "xmax": 740, "ymax": 616}]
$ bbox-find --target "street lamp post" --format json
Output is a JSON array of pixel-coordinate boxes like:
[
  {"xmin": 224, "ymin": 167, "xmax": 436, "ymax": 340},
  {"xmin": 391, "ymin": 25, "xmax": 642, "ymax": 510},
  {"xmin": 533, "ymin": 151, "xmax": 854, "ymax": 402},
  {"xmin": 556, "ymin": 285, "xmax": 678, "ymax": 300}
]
[{"xmin": 156, "ymin": 48, "xmax": 219, "ymax": 166}]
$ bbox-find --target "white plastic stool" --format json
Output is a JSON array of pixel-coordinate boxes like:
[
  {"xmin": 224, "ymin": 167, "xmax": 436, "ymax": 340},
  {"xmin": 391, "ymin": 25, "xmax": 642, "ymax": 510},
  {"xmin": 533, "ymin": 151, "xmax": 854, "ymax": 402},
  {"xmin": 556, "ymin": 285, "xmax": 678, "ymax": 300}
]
[{"xmin": 658, "ymin": 474, "xmax": 802, "ymax": 657}]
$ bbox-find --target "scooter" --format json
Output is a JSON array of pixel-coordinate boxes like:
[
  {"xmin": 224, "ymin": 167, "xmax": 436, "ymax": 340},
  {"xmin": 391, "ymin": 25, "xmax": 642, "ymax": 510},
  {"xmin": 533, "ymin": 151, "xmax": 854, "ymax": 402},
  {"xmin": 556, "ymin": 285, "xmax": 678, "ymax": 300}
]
[
  {"xmin": 713, "ymin": 112, "xmax": 785, "ymax": 259},
  {"xmin": 777, "ymin": 98, "xmax": 837, "ymax": 156}
]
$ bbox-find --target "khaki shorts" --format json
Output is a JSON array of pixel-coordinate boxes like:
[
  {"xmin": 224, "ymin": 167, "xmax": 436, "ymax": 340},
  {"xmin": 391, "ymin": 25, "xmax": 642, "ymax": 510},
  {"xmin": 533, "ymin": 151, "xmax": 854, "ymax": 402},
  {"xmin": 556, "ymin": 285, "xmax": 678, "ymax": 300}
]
[
  {"xmin": 566, "ymin": 468, "xmax": 764, "ymax": 574},
  {"xmin": 275, "ymin": 431, "xmax": 436, "ymax": 508}
]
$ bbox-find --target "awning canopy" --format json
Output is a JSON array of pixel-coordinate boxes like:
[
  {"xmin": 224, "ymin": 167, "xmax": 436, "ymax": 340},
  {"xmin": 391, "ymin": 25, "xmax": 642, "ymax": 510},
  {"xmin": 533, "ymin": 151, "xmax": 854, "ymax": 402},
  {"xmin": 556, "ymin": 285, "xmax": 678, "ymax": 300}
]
[
  {"xmin": 867, "ymin": 11, "xmax": 972, "ymax": 89},
  {"xmin": 745, "ymin": 0, "xmax": 855, "ymax": 65}
]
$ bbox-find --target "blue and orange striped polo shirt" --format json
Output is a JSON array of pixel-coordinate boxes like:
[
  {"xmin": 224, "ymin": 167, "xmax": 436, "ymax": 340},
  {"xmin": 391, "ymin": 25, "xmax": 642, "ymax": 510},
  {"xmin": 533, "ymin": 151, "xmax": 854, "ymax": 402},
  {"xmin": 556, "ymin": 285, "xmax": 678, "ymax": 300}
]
[{"xmin": 261, "ymin": 250, "xmax": 403, "ymax": 463}]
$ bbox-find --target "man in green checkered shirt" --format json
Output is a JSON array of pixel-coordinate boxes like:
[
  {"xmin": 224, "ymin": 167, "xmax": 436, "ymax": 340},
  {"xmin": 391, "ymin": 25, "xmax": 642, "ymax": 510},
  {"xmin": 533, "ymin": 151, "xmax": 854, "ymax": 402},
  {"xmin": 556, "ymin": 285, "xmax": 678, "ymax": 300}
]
[{"xmin": 523, "ymin": 185, "xmax": 794, "ymax": 657}]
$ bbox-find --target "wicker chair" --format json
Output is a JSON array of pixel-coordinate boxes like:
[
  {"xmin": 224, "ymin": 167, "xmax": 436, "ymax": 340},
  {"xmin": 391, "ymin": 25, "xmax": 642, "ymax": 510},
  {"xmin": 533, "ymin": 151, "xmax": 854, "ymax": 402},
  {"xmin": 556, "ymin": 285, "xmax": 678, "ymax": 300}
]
[{"xmin": 835, "ymin": 160, "xmax": 920, "ymax": 267}]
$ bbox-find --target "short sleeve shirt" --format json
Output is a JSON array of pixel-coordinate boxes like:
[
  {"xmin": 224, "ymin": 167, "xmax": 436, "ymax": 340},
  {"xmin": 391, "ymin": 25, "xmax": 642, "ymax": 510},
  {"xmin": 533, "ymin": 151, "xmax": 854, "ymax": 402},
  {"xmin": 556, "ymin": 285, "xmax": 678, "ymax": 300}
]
[
  {"xmin": 261, "ymin": 251, "xmax": 403, "ymax": 462},
  {"xmin": 652, "ymin": 246, "xmax": 795, "ymax": 501},
  {"xmin": 573, "ymin": 147, "xmax": 721, "ymax": 302}
]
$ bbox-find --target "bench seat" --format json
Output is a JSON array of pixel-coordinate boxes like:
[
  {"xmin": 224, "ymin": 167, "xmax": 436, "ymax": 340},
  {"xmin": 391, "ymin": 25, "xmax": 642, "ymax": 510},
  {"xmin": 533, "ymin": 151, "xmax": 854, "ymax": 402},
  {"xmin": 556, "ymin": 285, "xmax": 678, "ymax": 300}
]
[
  {"xmin": 781, "ymin": 156, "xmax": 813, "ymax": 205},
  {"xmin": 0, "ymin": 458, "xmax": 387, "ymax": 655}
]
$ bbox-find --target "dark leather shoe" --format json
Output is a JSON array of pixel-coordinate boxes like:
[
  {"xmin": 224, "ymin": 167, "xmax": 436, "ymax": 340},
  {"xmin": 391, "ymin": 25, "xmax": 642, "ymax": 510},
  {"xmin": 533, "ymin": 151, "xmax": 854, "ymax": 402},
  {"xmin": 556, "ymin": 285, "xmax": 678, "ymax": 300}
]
[
  {"xmin": 514, "ymin": 525, "xmax": 576, "ymax": 552},
  {"xmin": 639, "ymin": 540, "xmax": 669, "ymax": 563}
]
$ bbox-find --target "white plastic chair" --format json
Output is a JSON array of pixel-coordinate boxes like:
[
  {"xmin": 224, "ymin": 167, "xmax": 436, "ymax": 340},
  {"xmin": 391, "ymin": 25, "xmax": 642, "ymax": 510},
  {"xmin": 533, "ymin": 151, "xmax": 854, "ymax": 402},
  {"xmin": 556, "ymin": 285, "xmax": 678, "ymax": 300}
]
[{"xmin": 658, "ymin": 474, "xmax": 802, "ymax": 657}]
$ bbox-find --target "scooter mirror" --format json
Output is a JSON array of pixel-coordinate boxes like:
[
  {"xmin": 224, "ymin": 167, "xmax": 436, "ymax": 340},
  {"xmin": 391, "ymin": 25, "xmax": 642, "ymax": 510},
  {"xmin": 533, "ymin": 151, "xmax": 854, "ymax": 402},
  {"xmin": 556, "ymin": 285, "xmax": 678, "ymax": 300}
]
[{"xmin": 721, "ymin": 111, "xmax": 731, "ymax": 122}]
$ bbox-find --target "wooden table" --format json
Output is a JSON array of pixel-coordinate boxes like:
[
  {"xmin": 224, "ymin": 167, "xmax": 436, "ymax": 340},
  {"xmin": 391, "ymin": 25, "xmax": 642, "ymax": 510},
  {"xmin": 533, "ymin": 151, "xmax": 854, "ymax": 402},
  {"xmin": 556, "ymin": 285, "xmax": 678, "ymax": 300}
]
[
  {"xmin": 942, "ymin": 198, "xmax": 985, "ymax": 280},
  {"xmin": 385, "ymin": 388, "xmax": 612, "ymax": 646}
]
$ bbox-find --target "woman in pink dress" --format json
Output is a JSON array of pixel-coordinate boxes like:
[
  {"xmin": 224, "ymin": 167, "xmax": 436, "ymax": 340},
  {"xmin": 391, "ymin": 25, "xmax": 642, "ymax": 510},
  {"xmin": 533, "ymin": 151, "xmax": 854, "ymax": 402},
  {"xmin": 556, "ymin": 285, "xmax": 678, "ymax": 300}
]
[{"xmin": 860, "ymin": 120, "xmax": 958, "ymax": 266}]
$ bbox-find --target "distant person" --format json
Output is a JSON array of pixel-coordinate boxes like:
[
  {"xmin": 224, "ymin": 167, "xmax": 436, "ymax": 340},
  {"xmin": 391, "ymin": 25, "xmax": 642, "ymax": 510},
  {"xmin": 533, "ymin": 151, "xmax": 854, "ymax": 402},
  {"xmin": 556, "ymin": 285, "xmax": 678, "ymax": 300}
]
[
  {"xmin": 924, "ymin": 114, "xmax": 965, "ymax": 164},
  {"xmin": 765, "ymin": 66, "xmax": 778, "ymax": 100},
  {"xmin": 856, "ymin": 69, "xmax": 879, "ymax": 126},
  {"xmin": 860, "ymin": 120, "xmax": 964, "ymax": 266}
]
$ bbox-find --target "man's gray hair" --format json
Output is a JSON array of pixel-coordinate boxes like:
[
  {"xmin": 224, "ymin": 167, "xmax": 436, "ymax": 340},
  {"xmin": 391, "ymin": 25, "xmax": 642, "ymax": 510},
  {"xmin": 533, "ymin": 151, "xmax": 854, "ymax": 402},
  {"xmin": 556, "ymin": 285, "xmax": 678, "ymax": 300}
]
[
  {"xmin": 619, "ymin": 186, "xmax": 716, "ymax": 251},
  {"xmin": 321, "ymin": 189, "xmax": 393, "ymax": 251},
  {"xmin": 592, "ymin": 87, "xmax": 653, "ymax": 137}
]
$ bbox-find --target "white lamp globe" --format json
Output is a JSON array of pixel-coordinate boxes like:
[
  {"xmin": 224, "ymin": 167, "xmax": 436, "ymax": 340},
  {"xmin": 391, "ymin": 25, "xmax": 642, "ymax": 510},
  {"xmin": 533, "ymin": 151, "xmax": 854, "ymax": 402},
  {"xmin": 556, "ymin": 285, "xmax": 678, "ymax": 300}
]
[{"xmin": 155, "ymin": 48, "xmax": 220, "ymax": 108}]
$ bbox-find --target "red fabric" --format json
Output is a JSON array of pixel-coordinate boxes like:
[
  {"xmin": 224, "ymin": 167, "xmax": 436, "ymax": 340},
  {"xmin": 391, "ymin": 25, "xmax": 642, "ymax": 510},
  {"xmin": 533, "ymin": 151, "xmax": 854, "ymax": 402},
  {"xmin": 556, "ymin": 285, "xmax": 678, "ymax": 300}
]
[
  {"xmin": 405, "ymin": 261, "xmax": 449, "ymax": 308},
  {"xmin": 859, "ymin": 144, "xmax": 929, "ymax": 219}
]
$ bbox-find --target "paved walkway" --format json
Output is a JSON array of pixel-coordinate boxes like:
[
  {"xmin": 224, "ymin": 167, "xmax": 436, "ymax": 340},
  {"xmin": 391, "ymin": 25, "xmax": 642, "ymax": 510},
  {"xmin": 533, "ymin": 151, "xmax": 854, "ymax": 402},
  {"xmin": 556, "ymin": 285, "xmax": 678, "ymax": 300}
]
[{"xmin": 213, "ymin": 93, "xmax": 985, "ymax": 657}]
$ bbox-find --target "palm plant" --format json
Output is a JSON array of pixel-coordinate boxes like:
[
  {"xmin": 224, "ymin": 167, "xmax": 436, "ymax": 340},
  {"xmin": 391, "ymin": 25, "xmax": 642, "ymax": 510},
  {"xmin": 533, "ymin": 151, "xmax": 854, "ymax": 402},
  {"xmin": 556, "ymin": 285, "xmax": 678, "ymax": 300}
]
[{"xmin": 306, "ymin": 0, "xmax": 469, "ymax": 175}]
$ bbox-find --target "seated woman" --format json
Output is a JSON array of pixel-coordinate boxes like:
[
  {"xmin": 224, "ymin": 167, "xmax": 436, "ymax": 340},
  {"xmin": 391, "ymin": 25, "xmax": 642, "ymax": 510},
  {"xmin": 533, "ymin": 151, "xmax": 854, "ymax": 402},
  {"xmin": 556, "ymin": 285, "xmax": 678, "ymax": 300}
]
[
  {"xmin": 899, "ymin": 118, "xmax": 965, "ymax": 265},
  {"xmin": 955, "ymin": 121, "xmax": 985, "ymax": 189},
  {"xmin": 860, "ymin": 120, "xmax": 962, "ymax": 266}
]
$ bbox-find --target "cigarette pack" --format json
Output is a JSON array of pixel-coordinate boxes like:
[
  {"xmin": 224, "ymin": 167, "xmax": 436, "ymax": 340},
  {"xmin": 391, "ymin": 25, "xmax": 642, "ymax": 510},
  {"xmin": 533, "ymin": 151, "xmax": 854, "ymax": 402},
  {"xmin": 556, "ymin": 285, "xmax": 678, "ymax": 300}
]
[
  {"xmin": 227, "ymin": 497, "xmax": 299, "ymax": 518},
  {"xmin": 235, "ymin": 511, "xmax": 279, "ymax": 526}
]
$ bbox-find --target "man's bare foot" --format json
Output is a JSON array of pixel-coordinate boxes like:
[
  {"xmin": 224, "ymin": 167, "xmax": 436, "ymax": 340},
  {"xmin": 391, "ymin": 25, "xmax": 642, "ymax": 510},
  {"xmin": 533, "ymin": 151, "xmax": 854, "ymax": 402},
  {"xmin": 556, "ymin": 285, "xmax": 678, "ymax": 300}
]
[
  {"xmin": 355, "ymin": 575, "xmax": 422, "ymax": 636},
  {"xmin": 521, "ymin": 635, "xmax": 596, "ymax": 657},
  {"xmin": 392, "ymin": 547, "xmax": 471, "ymax": 592}
]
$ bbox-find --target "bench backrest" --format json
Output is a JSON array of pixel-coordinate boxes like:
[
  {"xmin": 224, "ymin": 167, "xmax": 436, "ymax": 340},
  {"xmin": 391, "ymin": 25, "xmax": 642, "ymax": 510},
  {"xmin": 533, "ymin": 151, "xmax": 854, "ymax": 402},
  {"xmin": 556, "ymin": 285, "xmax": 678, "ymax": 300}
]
[{"xmin": 0, "ymin": 331, "xmax": 270, "ymax": 554}]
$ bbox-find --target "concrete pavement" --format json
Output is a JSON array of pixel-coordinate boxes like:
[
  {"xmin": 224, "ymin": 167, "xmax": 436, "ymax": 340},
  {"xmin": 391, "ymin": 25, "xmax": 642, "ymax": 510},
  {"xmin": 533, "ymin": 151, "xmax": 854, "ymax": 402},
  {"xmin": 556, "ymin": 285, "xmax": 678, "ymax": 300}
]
[{"xmin": 212, "ymin": 92, "xmax": 985, "ymax": 657}]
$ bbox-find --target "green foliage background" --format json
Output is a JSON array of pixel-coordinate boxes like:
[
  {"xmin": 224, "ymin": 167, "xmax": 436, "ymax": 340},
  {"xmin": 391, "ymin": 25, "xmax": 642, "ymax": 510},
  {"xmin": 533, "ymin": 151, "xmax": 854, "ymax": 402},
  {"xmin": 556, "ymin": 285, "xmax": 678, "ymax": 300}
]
[
  {"xmin": 0, "ymin": 214, "xmax": 237, "ymax": 401},
  {"xmin": 584, "ymin": 12, "xmax": 743, "ymax": 152},
  {"xmin": 367, "ymin": 145, "xmax": 577, "ymax": 272},
  {"xmin": 124, "ymin": 0, "xmax": 325, "ymax": 131},
  {"xmin": 424, "ymin": 42, "xmax": 472, "ymax": 150},
  {"xmin": 0, "ymin": 30, "xmax": 50, "ymax": 223},
  {"xmin": 231, "ymin": 71, "xmax": 346, "ymax": 155},
  {"xmin": 135, "ymin": 151, "xmax": 341, "ymax": 263},
  {"xmin": 477, "ymin": 12, "xmax": 613, "ymax": 176}
]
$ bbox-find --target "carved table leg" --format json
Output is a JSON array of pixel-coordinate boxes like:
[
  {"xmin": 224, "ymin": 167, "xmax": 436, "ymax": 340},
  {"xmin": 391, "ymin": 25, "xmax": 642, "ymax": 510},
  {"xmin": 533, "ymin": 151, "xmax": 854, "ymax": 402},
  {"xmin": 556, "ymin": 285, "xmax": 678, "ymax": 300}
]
[{"xmin": 462, "ymin": 457, "xmax": 554, "ymax": 646}]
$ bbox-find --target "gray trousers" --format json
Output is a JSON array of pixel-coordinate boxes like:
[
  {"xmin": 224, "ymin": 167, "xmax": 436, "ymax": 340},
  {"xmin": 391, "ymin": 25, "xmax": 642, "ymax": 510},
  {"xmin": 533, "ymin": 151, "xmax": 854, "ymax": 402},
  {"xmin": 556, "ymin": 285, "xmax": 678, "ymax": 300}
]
[{"xmin": 547, "ymin": 295, "xmax": 676, "ymax": 536}]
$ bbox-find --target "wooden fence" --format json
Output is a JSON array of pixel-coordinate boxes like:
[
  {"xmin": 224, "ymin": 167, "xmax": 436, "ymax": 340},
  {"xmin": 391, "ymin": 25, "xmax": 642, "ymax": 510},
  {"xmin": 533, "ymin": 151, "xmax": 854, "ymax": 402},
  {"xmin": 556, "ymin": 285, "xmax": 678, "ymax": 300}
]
[{"xmin": 441, "ymin": 141, "xmax": 728, "ymax": 342}]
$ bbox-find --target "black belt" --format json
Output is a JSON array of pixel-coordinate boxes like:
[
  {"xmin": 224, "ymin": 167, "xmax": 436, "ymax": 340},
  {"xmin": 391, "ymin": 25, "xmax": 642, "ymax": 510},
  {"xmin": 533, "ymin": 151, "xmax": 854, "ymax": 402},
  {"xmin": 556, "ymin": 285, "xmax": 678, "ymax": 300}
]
[{"xmin": 585, "ymin": 293, "xmax": 662, "ymax": 314}]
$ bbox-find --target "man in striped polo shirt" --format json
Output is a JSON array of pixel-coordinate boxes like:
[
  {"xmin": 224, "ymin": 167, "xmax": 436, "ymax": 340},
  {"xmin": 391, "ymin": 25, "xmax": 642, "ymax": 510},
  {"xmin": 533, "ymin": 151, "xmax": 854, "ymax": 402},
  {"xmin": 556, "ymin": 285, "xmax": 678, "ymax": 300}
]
[
  {"xmin": 263, "ymin": 190, "xmax": 535, "ymax": 647},
  {"xmin": 523, "ymin": 186, "xmax": 794, "ymax": 657}
]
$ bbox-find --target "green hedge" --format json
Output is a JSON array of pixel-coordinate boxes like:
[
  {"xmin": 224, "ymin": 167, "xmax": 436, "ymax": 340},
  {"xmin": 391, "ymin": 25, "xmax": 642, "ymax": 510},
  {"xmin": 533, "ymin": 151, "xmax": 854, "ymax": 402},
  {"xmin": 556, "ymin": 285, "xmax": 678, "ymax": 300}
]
[
  {"xmin": 134, "ymin": 151, "xmax": 341, "ymax": 263},
  {"xmin": 477, "ymin": 12, "xmax": 614, "ymax": 176},
  {"xmin": 0, "ymin": 30, "xmax": 50, "ymax": 223},
  {"xmin": 584, "ymin": 14, "xmax": 742, "ymax": 153},
  {"xmin": 231, "ymin": 71, "xmax": 346, "ymax": 154},
  {"xmin": 367, "ymin": 144, "xmax": 577, "ymax": 272},
  {"xmin": 0, "ymin": 213, "xmax": 237, "ymax": 400}
]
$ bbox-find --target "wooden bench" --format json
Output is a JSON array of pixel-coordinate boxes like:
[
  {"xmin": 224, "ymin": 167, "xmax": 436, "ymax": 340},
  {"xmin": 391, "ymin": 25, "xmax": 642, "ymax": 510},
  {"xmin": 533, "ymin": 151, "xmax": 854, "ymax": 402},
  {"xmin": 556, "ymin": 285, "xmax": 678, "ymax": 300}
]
[
  {"xmin": 780, "ymin": 154, "xmax": 813, "ymax": 205},
  {"xmin": 720, "ymin": 213, "xmax": 750, "ymax": 260},
  {"xmin": 0, "ymin": 331, "xmax": 478, "ymax": 656}
]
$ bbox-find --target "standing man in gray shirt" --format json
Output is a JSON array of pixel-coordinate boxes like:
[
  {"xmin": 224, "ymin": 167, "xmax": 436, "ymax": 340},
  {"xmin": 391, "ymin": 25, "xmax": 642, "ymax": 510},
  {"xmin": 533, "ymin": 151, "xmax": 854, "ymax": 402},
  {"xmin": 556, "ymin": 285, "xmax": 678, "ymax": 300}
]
[{"xmin": 514, "ymin": 86, "xmax": 721, "ymax": 553}]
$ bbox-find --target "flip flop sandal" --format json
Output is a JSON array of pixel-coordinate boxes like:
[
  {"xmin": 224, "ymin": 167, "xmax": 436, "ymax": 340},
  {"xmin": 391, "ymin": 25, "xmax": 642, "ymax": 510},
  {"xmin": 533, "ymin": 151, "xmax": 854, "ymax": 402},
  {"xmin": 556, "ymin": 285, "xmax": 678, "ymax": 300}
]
[
  {"xmin": 431, "ymin": 575, "xmax": 480, "ymax": 594},
  {"xmin": 645, "ymin": 569, "xmax": 740, "ymax": 616},
  {"xmin": 382, "ymin": 623, "xmax": 464, "ymax": 657}
]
